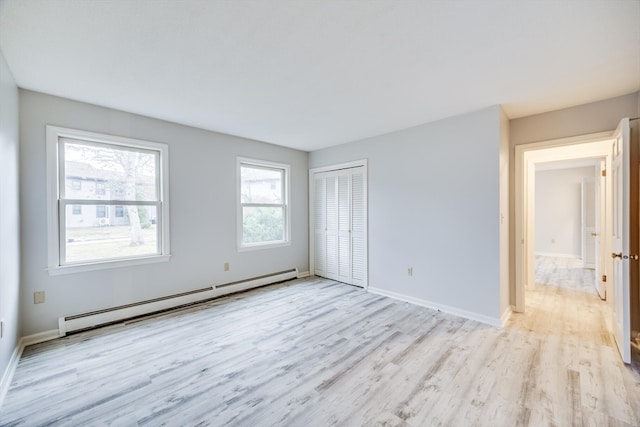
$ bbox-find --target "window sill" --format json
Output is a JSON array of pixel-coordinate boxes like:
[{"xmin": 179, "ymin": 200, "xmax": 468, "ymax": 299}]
[
  {"xmin": 238, "ymin": 241, "xmax": 291, "ymax": 252},
  {"xmin": 47, "ymin": 254, "xmax": 171, "ymax": 276}
]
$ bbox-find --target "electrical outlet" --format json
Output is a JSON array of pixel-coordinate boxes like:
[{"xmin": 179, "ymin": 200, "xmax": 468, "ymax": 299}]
[
  {"xmin": 408, "ymin": 267, "xmax": 413, "ymax": 277},
  {"xmin": 34, "ymin": 291, "xmax": 46, "ymax": 304},
  {"xmin": 224, "ymin": 262, "xmax": 230, "ymax": 272}
]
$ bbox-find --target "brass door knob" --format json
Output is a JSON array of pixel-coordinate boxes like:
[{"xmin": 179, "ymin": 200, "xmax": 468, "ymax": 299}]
[{"xmin": 611, "ymin": 253, "xmax": 639, "ymax": 260}]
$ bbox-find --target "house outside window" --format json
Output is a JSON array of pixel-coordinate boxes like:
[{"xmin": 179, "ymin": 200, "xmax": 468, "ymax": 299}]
[
  {"xmin": 237, "ymin": 158, "xmax": 290, "ymax": 250},
  {"xmin": 46, "ymin": 125, "xmax": 171, "ymax": 274}
]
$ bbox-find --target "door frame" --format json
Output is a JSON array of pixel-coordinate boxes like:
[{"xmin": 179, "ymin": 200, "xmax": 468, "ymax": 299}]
[
  {"xmin": 515, "ymin": 132, "xmax": 614, "ymax": 312},
  {"xmin": 309, "ymin": 159, "xmax": 368, "ymax": 288}
]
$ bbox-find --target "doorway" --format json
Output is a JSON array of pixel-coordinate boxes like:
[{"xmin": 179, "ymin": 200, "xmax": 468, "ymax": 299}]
[
  {"xmin": 534, "ymin": 158, "xmax": 603, "ymax": 296},
  {"xmin": 515, "ymin": 132, "xmax": 615, "ymax": 313}
]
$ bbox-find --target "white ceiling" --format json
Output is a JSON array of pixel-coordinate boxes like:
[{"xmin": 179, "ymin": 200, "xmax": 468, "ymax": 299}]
[{"xmin": 1, "ymin": 1, "xmax": 639, "ymax": 151}]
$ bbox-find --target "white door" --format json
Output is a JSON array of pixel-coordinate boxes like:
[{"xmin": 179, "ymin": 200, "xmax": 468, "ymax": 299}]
[
  {"xmin": 350, "ymin": 168, "xmax": 367, "ymax": 287},
  {"xmin": 611, "ymin": 118, "xmax": 631, "ymax": 364},
  {"xmin": 313, "ymin": 167, "xmax": 367, "ymax": 287},
  {"xmin": 325, "ymin": 174, "xmax": 339, "ymax": 279},
  {"xmin": 314, "ymin": 176, "xmax": 327, "ymax": 277},
  {"xmin": 582, "ymin": 178, "xmax": 597, "ymax": 269},
  {"xmin": 595, "ymin": 160, "xmax": 606, "ymax": 299},
  {"xmin": 337, "ymin": 171, "xmax": 352, "ymax": 283}
]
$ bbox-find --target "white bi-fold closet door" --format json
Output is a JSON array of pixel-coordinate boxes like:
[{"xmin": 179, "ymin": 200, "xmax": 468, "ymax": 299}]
[{"xmin": 313, "ymin": 166, "xmax": 366, "ymax": 287}]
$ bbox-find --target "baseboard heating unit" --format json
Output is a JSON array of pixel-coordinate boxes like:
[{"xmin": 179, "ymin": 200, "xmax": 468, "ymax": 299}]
[{"xmin": 58, "ymin": 268, "xmax": 299, "ymax": 336}]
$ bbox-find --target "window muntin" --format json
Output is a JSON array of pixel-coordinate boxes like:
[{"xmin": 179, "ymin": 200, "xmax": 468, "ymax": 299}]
[
  {"xmin": 238, "ymin": 159, "xmax": 290, "ymax": 250},
  {"xmin": 47, "ymin": 126, "xmax": 170, "ymax": 273}
]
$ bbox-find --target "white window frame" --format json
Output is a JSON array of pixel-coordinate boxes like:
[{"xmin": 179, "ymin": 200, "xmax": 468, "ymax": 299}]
[
  {"xmin": 237, "ymin": 157, "xmax": 291, "ymax": 251},
  {"xmin": 46, "ymin": 125, "xmax": 171, "ymax": 275}
]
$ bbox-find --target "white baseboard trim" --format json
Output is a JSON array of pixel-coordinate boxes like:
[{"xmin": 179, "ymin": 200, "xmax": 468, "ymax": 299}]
[
  {"xmin": 368, "ymin": 287, "xmax": 502, "ymax": 327},
  {"xmin": 0, "ymin": 341, "xmax": 22, "ymax": 409},
  {"xmin": 535, "ymin": 252, "xmax": 581, "ymax": 259},
  {"xmin": 22, "ymin": 330, "xmax": 61, "ymax": 346},
  {"xmin": 297, "ymin": 271, "xmax": 311, "ymax": 278},
  {"xmin": 0, "ymin": 329, "xmax": 59, "ymax": 408},
  {"xmin": 500, "ymin": 305, "xmax": 513, "ymax": 327}
]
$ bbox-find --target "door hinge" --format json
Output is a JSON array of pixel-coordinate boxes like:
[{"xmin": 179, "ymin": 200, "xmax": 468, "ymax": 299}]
[
  {"xmin": 602, "ymin": 274, "xmax": 607, "ymax": 283},
  {"xmin": 601, "ymin": 170, "xmax": 606, "ymax": 177}
]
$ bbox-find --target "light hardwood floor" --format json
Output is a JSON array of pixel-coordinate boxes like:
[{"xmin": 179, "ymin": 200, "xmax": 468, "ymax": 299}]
[
  {"xmin": 535, "ymin": 255, "xmax": 597, "ymax": 294},
  {"xmin": 1, "ymin": 277, "xmax": 639, "ymax": 426}
]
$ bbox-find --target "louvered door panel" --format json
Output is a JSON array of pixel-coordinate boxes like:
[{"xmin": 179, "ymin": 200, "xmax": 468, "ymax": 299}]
[
  {"xmin": 337, "ymin": 173, "xmax": 351, "ymax": 282},
  {"xmin": 351, "ymin": 168, "xmax": 366, "ymax": 286},
  {"xmin": 314, "ymin": 176, "xmax": 326, "ymax": 275},
  {"xmin": 325, "ymin": 176, "xmax": 339, "ymax": 279}
]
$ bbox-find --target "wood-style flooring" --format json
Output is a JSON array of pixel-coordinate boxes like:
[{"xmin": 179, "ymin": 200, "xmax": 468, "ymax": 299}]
[
  {"xmin": 1, "ymin": 276, "xmax": 639, "ymax": 426},
  {"xmin": 535, "ymin": 255, "xmax": 597, "ymax": 294}
]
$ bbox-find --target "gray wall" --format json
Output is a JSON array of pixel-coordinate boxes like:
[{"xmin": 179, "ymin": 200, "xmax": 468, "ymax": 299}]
[
  {"xmin": 0, "ymin": 51, "xmax": 20, "ymax": 386},
  {"xmin": 310, "ymin": 106, "xmax": 504, "ymax": 323},
  {"xmin": 510, "ymin": 92, "xmax": 639, "ymax": 146},
  {"xmin": 19, "ymin": 90, "xmax": 309, "ymax": 336},
  {"xmin": 535, "ymin": 166, "xmax": 595, "ymax": 257}
]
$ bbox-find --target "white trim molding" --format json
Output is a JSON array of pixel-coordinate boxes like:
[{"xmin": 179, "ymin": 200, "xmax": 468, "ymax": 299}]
[
  {"xmin": 368, "ymin": 287, "xmax": 503, "ymax": 328},
  {"xmin": 534, "ymin": 252, "xmax": 582, "ymax": 259},
  {"xmin": 500, "ymin": 305, "xmax": 513, "ymax": 327}
]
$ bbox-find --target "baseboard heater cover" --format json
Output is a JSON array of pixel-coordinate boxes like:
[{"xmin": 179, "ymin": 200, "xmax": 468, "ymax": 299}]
[{"xmin": 58, "ymin": 268, "xmax": 299, "ymax": 336}]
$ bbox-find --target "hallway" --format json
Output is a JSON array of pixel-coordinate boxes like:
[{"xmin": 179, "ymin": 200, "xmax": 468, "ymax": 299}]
[{"xmin": 535, "ymin": 255, "xmax": 597, "ymax": 294}]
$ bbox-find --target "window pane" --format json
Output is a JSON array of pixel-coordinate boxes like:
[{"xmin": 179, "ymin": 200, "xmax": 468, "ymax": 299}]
[
  {"xmin": 242, "ymin": 206, "xmax": 284, "ymax": 244},
  {"xmin": 64, "ymin": 204, "xmax": 158, "ymax": 264},
  {"xmin": 63, "ymin": 139, "xmax": 158, "ymax": 201},
  {"xmin": 96, "ymin": 205, "xmax": 108, "ymax": 218},
  {"xmin": 241, "ymin": 166, "xmax": 282, "ymax": 204}
]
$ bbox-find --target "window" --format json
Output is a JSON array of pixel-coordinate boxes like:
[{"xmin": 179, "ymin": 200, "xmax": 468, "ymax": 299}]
[
  {"xmin": 46, "ymin": 126, "xmax": 171, "ymax": 274},
  {"xmin": 238, "ymin": 158, "xmax": 290, "ymax": 250},
  {"xmin": 96, "ymin": 205, "xmax": 107, "ymax": 218},
  {"xmin": 71, "ymin": 179, "xmax": 81, "ymax": 190}
]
